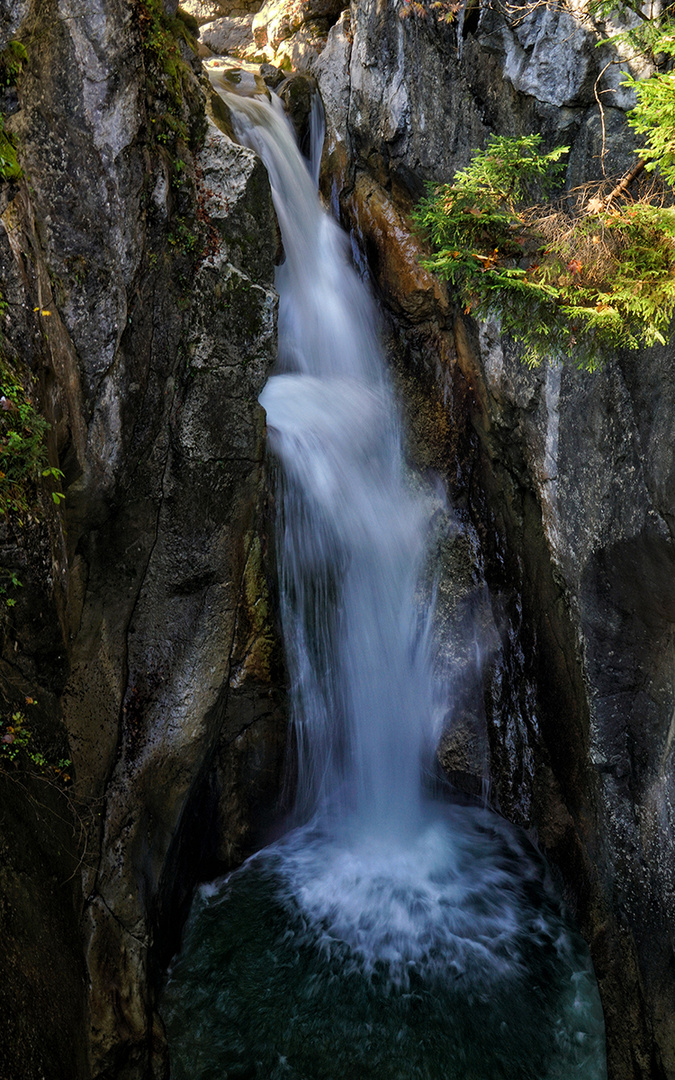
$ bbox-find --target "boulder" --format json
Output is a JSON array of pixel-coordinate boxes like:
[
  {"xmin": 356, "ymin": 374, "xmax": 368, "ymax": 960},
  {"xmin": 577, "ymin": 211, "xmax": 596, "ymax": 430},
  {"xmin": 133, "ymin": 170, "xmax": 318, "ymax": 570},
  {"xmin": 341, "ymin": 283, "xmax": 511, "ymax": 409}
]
[
  {"xmin": 182, "ymin": 0, "xmax": 262, "ymax": 23},
  {"xmin": 252, "ymin": 0, "xmax": 344, "ymax": 52},
  {"xmin": 201, "ymin": 13, "xmax": 256, "ymax": 55}
]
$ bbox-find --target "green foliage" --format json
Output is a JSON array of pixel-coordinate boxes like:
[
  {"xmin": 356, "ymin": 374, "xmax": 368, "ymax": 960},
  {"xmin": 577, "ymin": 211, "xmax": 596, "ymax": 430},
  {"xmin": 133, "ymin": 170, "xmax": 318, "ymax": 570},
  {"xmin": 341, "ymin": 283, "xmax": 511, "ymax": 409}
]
[
  {"xmin": 588, "ymin": 0, "xmax": 675, "ymax": 57},
  {"xmin": 450, "ymin": 134, "xmax": 570, "ymax": 206},
  {"xmin": 414, "ymin": 135, "xmax": 675, "ymax": 369},
  {"xmin": 140, "ymin": 0, "xmax": 188, "ymax": 108},
  {"xmin": 625, "ymin": 35, "xmax": 675, "ymax": 185},
  {"xmin": 167, "ymin": 216, "xmax": 198, "ymax": 253},
  {"xmin": 0, "ymin": 568, "xmax": 22, "ymax": 608},
  {"xmin": 408, "ymin": 0, "xmax": 675, "ymax": 368},
  {"xmin": 0, "ymin": 354, "xmax": 64, "ymax": 520},
  {"xmin": 589, "ymin": 3, "xmax": 675, "ymax": 183},
  {"xmin": 137, "ymin": 0, "xmax": 205, "ymax": 264},
  {"xmin": 0, "ymin": 40, "xmax": 27, "ymax": 86},
  {"xmin": 399, "ymin": 0, "xmax": 462, "ymax": 23},
  {"xmin": 0, "ymin": 115, "xmax": 21, "ymax": 181},
  {"xmin": 0, "ymin": 697, "xmax": 71, "ymax": 782},
  {"xmin": 412, "ymin": 136, "xmax": 568, "ymax": 263},
  {"xmin": 0, "ymin": 41, "xmax": 27, "ymax": 180}
]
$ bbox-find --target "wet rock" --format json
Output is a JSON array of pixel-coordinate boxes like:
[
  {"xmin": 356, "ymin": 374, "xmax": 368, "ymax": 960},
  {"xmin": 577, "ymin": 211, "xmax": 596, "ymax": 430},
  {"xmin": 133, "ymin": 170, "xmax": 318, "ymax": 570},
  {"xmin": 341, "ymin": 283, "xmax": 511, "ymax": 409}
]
[
  {"xmin": 438, "ymin": 710, "xmax": 490, "ymax": 795},
  {"xmin": 214, "ymin": 531, "xmax": 288, "ymax": 866},
  {"xmin": 197, "ymin": 120, "xmax": 277, "ymax": 278},
  {"xmin": 206, "ymin": 59, "xmax": 271, "ymax": 98},
  {"xmin": 314, "ymin": 10, "xmax": 353, "ymax": 206},
  {"xmin": 277, "ymin": 71, "xmax": 317, "ymax": 138},
  {"xmin": 260, "ymin": 60, "xmax": 287, "ymax": 87}
]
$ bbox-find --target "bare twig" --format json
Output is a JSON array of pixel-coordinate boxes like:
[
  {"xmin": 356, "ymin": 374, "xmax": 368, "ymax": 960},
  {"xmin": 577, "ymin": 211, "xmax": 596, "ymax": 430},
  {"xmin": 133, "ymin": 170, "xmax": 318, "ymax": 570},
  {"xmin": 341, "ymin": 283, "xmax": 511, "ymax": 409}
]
[
  {"xmin": 0, "ymin": 765, "xmax": 103, "ymax": 884},
  {"xmin": 594, "ymin": 61, "xmax": 614, "ymax": 176}
]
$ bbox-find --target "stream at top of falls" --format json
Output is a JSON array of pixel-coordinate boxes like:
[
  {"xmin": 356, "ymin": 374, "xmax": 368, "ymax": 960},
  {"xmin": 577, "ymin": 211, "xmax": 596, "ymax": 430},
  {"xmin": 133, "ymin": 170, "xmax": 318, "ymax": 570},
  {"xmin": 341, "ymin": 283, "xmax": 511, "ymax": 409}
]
[{"xmin": 160, "ymin": 87, "xmax": 607, "ymax": 1080}]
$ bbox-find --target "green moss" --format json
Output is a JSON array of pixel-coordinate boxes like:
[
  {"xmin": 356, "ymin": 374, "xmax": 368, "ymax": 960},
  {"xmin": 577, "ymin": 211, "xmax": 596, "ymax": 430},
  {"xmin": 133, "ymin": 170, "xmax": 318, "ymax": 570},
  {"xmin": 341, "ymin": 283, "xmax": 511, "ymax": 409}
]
[
  {"xmin": 0, "ymin": 117, "xmax": 21, "ymax": 181},
  {"xmin": 237, "ymin": 534, "xmax": 277, "ymax": 684},
  {"xmin": 137, "ymin": 0, "xmax": 202, "ymax": 149},
  {"xmin": 206, "ymin": 88, "xmax": 236, "ymax": 141},
  {"xmin": 0, "ymin": 40, "xmax": 27, "ymax": 87},
  {"xmin": 137, "ymin": 0, "xmax": 209, "ymax": 276},
  {"xmin": 176, "ymin": 7, "xmax": 200, "ymax": 40},
  {"xmin": 167, "ymin": 216, "xmax": 198, "ymax": 254},
  {"xmin": 0, "ymin": 41, "xmax": 27, "ymax": 181}
]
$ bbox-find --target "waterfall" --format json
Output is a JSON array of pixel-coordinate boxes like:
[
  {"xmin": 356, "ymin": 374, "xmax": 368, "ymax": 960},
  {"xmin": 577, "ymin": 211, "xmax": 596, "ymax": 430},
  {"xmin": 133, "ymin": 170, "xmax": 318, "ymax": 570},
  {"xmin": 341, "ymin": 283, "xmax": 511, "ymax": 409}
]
[
  {"xmin": 229, "ymin": 92, "xmax": 438, "ymax": 842},
  {"xmin": 160, "ymin": 80, "xmax": 607, "ymax": 1080},
  {"xmin": 224, "ymin": 93, "xmax": 497, "ymax": 979}
]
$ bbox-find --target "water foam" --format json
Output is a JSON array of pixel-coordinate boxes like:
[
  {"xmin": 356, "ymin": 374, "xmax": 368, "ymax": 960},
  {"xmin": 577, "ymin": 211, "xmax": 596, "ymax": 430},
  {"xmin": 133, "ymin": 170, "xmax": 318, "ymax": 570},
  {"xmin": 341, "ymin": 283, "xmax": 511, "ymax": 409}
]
[{"xmin": 267, "ymin": 807, "xmax": 540, "ymax": 986}]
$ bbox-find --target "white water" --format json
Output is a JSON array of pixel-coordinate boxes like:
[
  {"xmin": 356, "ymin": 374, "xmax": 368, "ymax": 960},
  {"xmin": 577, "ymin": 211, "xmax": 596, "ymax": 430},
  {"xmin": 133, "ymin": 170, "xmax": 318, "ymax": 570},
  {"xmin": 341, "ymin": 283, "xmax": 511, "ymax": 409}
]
[
  {"xmin": 221, "ymin": 91, "xmax": 530, "ymax": 970},
  {"xmin": 206, "ymin": 92, "xmax": 605, "ymax": 1064},
  {"xmin": 226, "ymin": 92, "xmax": 441, "ymax": 848}
]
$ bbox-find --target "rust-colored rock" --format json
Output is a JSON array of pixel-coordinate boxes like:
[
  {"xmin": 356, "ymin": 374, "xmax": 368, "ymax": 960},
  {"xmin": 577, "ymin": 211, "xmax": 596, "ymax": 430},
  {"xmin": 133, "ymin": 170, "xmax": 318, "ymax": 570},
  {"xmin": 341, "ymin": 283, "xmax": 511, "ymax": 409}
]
[{"xmin": 347, "ymin": 174, "xmax": 448, "ymax": 322}]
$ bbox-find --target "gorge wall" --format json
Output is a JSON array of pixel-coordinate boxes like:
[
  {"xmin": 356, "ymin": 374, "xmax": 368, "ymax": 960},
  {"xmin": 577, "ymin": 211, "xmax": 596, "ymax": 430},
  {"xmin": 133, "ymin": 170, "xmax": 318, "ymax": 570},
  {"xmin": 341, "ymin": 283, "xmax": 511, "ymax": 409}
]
[
  {"xmin": 311, "ymin": 3, "xmax": 675, "ymax": 1078},
  {"xmin": 0, "ymin": 3, "xmax": 285, "ymax": 1078},
  {"xmin": 0, "ymin": 0, "xmax": 674, "ymax": 1078}
]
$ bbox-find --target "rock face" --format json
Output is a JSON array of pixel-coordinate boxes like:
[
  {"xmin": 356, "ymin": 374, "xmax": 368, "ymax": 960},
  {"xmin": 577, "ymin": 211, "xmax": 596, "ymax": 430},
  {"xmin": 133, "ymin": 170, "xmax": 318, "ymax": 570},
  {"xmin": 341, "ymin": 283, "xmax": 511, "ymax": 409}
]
[
  {"xmin": 201, "ymin": 12, "xmax": 257, "ymax": 55},
  {"xmin": 183, "ymin": 0, "xmax": 263, "ymax": 23},
  {"xmin": 0, "ymin": 4, "xmax": 284, "ymax": 1079},
  {"xmin": 78, "ymin": 121, "xmax": 282, "ymax": 1079},
  {"xmin": 314, "ymin": 3, "xmax": 675, "ymax": 1078},
  {"xmin": 459, "ymin": 331, "xmax": 675, "ymax": 1080}
]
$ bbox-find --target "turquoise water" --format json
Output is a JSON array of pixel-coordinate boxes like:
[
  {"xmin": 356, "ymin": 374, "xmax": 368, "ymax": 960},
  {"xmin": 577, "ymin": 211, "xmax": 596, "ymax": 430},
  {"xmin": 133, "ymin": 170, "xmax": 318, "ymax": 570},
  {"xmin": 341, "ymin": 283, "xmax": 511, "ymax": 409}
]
[{"xmin": 161, "ymin": 803, "xmax": 606, "ymax": 1080}]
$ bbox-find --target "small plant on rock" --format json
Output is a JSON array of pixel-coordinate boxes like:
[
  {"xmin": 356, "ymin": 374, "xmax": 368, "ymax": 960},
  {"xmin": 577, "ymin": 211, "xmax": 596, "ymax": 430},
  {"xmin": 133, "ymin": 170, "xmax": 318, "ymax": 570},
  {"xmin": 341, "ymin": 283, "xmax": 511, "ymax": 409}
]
[
  {"xmin": 0, "ymin": 354, "xmax": 64, "ymax": 520},
  {"xmin": 0, "ymin": 697, "xmax": 71, "ymax": 782}
]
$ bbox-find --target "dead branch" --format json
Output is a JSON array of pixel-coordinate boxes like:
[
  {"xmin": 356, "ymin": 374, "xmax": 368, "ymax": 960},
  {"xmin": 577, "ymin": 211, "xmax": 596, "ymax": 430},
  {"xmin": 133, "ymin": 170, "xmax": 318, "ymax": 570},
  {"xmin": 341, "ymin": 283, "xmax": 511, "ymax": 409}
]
[{"xmin": 585, "ymin": 158, "xmax": 647, "ymax": 213}]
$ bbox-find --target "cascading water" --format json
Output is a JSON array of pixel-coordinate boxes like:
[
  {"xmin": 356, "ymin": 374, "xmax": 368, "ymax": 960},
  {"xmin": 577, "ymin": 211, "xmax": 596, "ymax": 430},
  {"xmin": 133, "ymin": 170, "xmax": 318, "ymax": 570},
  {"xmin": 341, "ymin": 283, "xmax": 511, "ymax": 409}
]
[{"xmin": 160, "ymin": 82, "xmax": 607, "ymax": 1080}]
